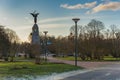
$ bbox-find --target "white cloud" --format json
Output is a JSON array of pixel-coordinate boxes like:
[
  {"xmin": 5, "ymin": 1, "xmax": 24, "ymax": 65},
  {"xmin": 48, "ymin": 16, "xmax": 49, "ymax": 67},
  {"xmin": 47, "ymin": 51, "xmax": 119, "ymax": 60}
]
[
  {"xmin": 101, "ymin": 0, "xmax": 110, "ymax": 2},
  {"xmin": 40, "ymin": 23, "xmax": 71, "ymax": 29},
  {"xmin": 86, "ymin": 2, "xmax": 120, "ymax": 14},
  {"xmin": 38, "ymin": 15, "xmax": 103, "ymax": 24},
  {"xmin": 60, "ymin": 1, "xmax": 97, "ymax": 9},
  {"xmin": 39, "ymin": 17, "xmax": 73, "ymax": 24},
  {"xmin": 101, "ymin": 0, "xmax": 112, "ymax": 3}
]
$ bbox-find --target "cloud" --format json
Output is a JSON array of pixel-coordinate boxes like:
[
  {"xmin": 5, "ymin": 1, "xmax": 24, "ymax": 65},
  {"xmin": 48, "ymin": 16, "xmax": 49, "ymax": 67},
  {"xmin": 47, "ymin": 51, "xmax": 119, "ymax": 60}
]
[
  {"xmin": 60, "ymin": 1, "xmax": 97, "ymax": 9},
  {"xmin": 39, "ymin": 17, "xmax": 73, "ymax": 24},
  {"xmin": 38, "ymin": 15, "xmax": 103, "ymax": 24},
  {"xmin": 86, "ymin": 2, "xmax": 120, "ymax": 14},
  {"xmin": 40, "ymin": 23, "xmax": 71, "ymax": 29},
  {"xmin": 101, "ymin": 0, "xmax": 110, "ymax": 2}
]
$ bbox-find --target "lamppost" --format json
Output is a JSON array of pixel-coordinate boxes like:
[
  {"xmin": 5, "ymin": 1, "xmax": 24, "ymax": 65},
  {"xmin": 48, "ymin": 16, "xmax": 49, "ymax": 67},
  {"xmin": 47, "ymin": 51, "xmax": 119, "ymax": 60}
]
[
  {"xmin": 43, "ymin": 31, "xmax": 48, "ymax": 62},
  {"xmin": 72, "ymin": 18, "xmax": 80, "ymax": 66}
]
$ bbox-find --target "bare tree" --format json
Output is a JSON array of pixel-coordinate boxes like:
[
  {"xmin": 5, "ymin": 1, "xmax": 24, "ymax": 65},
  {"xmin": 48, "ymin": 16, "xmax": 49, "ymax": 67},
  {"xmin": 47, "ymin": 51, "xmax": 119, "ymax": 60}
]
[
  {"xmin": 85, "ymin": 19, "xmax": 105, "ymax": 60},
  {"xmin": 5, "ymin": 28, "xmax": 20, "ymax": 61},
  {"xmin": 0, "ymin": 26, "xmax": 10, "ymax": 61},
  {"xmin": 109, "ymin": 25, "xmax": 120, "ymax": 59}
]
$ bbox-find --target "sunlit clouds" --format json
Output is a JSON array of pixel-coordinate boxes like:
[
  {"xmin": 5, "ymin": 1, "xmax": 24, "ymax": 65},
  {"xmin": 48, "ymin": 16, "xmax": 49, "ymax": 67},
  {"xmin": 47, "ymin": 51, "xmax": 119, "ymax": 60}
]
[
  {"xmin": 87, "ymin": 2, "xmax": 120, "ymax": 14},
  {"xmin": 61, "ymin": 1, "xmax": 120, "ymax": 14},
  {"xmin": 60, "ymin": 1, "xmax": 97, "ymax": 9}
]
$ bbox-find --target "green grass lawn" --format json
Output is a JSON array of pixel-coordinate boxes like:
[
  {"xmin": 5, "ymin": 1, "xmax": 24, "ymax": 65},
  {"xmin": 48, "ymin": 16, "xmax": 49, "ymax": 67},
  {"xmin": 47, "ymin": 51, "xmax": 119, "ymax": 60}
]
[
  {"xmin": 57, "ymin": 56, "xmax": 120, "ymax": 61},
  {"xmin": 57, "ymin": 56, "xmax": 81, "ymax": 61},
  {"xmin": 0, "ymin": 62, "xmax": 81, "ymax": 77},
  {"xmin": 104, "ymin": 56, "xmax": 120, "ymax": 61}
]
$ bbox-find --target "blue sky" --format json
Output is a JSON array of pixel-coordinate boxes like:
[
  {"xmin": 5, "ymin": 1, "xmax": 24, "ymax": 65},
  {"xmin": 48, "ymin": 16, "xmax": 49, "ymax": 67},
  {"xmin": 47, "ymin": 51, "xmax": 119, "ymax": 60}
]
[{"xmin": 0, "ymin": 0, "xmax": 120, "ymax": 41}]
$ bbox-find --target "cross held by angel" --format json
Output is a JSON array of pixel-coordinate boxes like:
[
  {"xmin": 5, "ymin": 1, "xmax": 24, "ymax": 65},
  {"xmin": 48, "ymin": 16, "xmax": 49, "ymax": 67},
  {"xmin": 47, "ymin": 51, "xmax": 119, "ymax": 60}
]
[{"xmin": 30, "ymin": 11, "xmax": 39, "ymax": 24}]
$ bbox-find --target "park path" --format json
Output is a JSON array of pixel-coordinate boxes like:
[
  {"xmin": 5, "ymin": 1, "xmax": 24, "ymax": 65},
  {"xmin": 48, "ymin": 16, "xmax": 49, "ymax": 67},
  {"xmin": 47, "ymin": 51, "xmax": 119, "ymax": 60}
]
[{"xmin": 47, "ymin": 57, "xmax": 120, "ymax": 69}]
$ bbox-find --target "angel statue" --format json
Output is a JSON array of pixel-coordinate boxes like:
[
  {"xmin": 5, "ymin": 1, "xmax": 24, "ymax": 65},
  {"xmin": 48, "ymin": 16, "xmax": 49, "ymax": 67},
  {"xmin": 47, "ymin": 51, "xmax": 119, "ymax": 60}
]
[{"xmin": 30, "ymin": 11, "xmax": 39, "ymax": 23}]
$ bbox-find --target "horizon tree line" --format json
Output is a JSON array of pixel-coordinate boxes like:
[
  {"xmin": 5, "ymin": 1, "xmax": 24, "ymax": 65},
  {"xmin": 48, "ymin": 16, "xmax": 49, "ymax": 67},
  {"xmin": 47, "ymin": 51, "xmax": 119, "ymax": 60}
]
[{"xmin": 0, "ymin": 19, "xmax": 120, "ymax": 62}]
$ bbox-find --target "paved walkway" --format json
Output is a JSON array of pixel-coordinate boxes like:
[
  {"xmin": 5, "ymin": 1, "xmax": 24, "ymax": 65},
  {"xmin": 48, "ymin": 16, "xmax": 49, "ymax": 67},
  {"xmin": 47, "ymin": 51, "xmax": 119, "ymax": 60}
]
[{"xmin": 47, "ymin": 57, "xmax": 120, "ymax": 69}]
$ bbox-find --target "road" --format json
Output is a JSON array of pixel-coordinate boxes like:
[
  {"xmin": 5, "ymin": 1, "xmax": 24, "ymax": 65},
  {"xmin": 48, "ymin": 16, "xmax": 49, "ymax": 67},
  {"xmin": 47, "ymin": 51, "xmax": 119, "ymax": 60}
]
[
  {"xmin": 61, "ymin": 64, "xmax": 120, "ymax": 80},
  {"xmin": 48, "ymin": 57, "xmax": 120, "ymax": 80}
]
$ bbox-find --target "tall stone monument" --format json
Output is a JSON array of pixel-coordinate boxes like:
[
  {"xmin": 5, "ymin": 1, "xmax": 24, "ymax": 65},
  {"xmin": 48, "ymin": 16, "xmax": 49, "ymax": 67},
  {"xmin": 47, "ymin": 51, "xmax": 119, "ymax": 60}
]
[
  {"xmin": 30, "ymin": 11, "xmax": 41, "ymax": 64},
  {"xmin": 30, "ymin": 11, "xmax": 40, "ymax": 44}
]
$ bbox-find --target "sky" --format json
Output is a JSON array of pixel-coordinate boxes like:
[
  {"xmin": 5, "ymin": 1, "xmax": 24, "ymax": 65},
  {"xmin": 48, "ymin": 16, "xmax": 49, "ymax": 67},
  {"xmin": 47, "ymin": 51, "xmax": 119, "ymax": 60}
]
[{"xmin": 0, "ymin": 0, "xmax": 120, "ymax": 42}]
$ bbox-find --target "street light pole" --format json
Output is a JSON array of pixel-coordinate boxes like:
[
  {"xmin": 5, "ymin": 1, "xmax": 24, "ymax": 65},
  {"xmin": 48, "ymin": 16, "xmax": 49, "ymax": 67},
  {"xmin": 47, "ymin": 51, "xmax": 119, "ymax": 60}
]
[
  {"xmin": 72, "ymin": 18, "xmax": 80, "ymax": 66},
  {"xmin": 43, "ymin": 31, "xmax": 48, "ymax": 62}
]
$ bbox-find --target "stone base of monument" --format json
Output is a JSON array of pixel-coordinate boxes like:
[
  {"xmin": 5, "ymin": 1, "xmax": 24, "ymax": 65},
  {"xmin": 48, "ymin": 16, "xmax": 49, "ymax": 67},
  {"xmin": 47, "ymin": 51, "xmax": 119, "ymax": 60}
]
[{"xmin": 35, "ymin": 57, "xmax": 41, "ymax": 64}]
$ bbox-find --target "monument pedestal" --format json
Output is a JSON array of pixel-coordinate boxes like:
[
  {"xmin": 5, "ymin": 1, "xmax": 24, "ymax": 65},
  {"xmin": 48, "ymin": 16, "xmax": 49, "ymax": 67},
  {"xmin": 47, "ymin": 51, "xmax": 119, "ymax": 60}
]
[{"xmin": 30, "ymin": 11, "xmax": 41, "ymax": 64}]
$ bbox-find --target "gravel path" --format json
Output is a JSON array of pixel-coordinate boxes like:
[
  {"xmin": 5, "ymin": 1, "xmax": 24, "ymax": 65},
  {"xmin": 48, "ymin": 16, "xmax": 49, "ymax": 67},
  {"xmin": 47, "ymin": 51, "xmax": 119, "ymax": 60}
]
[{"xmin": 47, "ymin": 57, "xmax": 120, "ymax": 69}]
